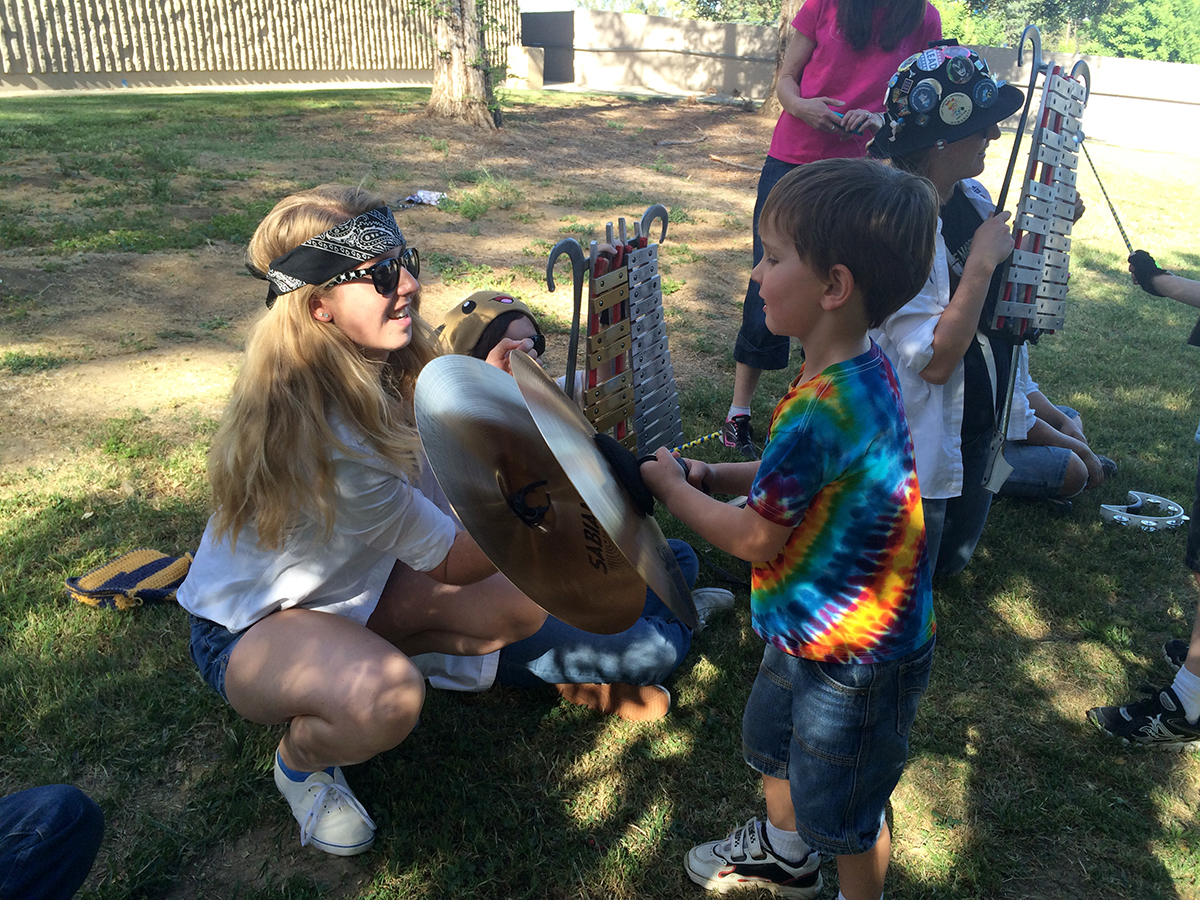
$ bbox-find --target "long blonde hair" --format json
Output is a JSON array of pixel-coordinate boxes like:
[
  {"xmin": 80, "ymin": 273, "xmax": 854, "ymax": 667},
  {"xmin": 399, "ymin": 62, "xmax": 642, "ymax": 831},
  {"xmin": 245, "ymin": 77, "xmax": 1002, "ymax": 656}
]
[{"xmin": 208, "ymin": 184, "xmax": 440, "ymax": 550}]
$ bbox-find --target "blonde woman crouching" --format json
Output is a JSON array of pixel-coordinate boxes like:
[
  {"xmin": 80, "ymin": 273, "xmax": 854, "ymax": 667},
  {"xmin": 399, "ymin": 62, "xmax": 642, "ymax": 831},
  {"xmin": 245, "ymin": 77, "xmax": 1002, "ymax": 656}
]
[{"xmin": 176, "ymin": 184, "xmax": 547, "ymax": 856}]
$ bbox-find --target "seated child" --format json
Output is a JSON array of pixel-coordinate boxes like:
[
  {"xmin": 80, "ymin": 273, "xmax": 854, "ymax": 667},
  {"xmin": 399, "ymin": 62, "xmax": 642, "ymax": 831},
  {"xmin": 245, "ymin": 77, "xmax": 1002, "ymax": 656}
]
[
  {"xmin": 999, "ymin": 345, "xmax": 1115, "ymax": 508},
  {"xmin": 640, "ymin": 157, "xmax": 938, "ymax": 900},
  {"xmin": 431, "ymin": 290, "xmax": 735, "ymax": 721}
]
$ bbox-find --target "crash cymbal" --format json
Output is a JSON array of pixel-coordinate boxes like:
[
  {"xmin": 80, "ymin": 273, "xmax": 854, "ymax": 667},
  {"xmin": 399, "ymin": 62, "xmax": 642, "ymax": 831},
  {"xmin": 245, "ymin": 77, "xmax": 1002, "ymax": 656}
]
[
  {"xmin": 510, "ymin": 351, "xmax": 698, "ymax": 629},
  {"xmin": 414, "ymin": 354, "xmax": 645, "ymax": 634}
]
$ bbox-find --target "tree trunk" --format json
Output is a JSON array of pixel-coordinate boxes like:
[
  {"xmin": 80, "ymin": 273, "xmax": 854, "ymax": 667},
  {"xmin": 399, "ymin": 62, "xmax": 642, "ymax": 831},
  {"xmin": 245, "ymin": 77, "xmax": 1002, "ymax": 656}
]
[
  {"xmin": 427, "ymin": 0, "xmax": 500, "ymax": 129},
  {"xmin": 759, "ymin": 0, "xmax": 804, "ymax": 119}
]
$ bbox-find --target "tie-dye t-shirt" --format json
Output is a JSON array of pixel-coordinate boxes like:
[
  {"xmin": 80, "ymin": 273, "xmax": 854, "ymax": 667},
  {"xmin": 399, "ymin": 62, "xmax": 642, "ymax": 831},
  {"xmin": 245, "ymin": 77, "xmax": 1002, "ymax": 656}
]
[{"xmin": 748, "ymin": 341, "xmax": 934, "ymax": 663}]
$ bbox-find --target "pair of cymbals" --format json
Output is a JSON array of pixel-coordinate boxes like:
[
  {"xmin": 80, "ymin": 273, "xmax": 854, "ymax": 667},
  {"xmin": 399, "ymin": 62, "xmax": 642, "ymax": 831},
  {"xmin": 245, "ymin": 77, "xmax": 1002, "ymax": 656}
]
[{"xmin": 414, "ymin": 352, "xmax": 697, "ymax": 634}]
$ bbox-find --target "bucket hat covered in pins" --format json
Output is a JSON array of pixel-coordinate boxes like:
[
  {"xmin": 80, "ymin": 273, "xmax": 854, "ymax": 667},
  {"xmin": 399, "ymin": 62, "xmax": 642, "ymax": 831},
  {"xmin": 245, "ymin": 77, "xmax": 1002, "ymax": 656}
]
[{"xmin": 868, "ymin": 40, "xmax": 1024, "ymax": 160}]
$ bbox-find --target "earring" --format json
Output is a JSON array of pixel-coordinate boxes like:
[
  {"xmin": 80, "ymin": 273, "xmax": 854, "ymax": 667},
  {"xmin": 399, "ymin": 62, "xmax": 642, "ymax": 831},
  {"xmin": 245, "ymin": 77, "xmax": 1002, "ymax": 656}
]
[{"xmin": 319, "ymin": 313, "xmax": 330, "ymax": 320}]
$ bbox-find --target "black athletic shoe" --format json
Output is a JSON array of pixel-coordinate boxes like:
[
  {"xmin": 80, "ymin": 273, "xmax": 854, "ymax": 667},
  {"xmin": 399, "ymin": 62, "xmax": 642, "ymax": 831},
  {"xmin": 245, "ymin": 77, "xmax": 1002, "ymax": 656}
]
[
  {"xmin": 1087, "ymin": 685, "xmax": 1200, "ymax": 750},
  {"xmin": 722, "ymin": 415, "xmax": 758, "ymax": 459},
  {"xmin": 684, "ymin": 817, "xmax": 822, "ymax": 899},
  {"xmin": 1164, "ymin": 639, "xmax": 1190, "ymax": 668}
]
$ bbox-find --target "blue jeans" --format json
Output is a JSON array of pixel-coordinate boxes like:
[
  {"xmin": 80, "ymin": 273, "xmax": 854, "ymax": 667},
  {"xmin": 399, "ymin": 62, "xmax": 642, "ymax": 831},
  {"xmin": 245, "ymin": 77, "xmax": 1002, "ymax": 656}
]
[
  {"xmin": 742, "ymin": 638, "xmax": 935, "ymax": 857},
  {"xmin": 496, "ymin": 539, "xmax": 699, "ymax": 687},
  {"xmin": 0, "ymin": 785, "xmax": 104, "ymax": 900},
  {"xmin": 933, "ymin": 429, "xmax": 995, "ymax": 577},
  {"xmin": 733, "ymin": 155, "xmax": 800, "ymax": 371}
]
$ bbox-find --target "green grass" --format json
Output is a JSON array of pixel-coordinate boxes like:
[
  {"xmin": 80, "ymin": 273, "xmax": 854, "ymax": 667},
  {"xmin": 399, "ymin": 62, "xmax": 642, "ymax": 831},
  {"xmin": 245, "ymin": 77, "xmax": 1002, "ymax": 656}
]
[
  {"xmin": 1, "ymin": 350, "xmax": 66, "ymax": 373},
  {"xmin": 0, "ymin": 90, "xmax": 428, "ymax": 253},
  {"xmin": 3, "ymin": 91, "xmax": 1200, "ymax": 898},
  {"xmin": 440, "ymin": 169, "xmax": 524, "ymax": 221}
]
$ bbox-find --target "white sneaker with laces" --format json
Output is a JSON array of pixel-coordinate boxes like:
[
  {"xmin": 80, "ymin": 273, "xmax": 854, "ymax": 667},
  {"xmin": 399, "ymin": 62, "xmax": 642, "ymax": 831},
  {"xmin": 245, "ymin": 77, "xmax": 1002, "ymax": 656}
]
[
  {"xmin": 691, "ymin": 587, "xmax": 736, "ymax": 635},
  {"xmin": 274, "ymin": 756, "xmax": 376, "ymax": 856}
]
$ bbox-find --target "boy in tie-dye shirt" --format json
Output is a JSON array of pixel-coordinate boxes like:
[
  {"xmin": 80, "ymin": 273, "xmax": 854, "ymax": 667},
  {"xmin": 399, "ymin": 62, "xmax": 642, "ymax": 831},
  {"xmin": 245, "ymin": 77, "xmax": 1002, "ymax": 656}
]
[{"xmin": 641, "ymin": 158, "xmax": 938, "ymax": 900}]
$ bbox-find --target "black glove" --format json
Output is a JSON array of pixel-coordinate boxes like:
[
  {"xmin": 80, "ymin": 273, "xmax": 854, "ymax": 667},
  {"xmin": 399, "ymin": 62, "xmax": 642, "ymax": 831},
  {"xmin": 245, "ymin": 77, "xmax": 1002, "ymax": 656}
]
[
  {"xmin": 595, "ymin": 432, "xmax": 655, "ymax": 515},
  {"xmin": 1129, "ymin": 250, "xmax": 1171, "ymax": 297}
]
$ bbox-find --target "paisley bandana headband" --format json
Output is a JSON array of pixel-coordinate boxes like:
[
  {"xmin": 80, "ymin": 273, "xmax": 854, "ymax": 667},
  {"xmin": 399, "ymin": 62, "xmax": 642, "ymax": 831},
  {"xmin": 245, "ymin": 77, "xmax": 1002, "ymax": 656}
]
[{"xmin": 252, "ymin": 206, "xmax": 405, "ymax": 308}]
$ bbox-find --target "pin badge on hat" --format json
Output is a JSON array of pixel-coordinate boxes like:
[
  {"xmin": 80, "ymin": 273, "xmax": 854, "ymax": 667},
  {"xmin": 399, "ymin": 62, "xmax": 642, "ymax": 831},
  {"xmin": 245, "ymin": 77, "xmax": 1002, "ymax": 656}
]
[
  {"xmin": 973, "ymin": 79, "xmax": 998, "ymax": 108},
  {"xmin": 939, "ymin": 93, "xmax": 973, "ymax": 125},
  {"xmin": 947, "ymin": 56, "xmax": 973, "ymax": 84},
  {"xmin": 916, "ymin": 48, "xmax": 943, "ymax": 71},
  {"xmin": 909, "ymin": 79, "xmax": 941, "ymax": 114}
]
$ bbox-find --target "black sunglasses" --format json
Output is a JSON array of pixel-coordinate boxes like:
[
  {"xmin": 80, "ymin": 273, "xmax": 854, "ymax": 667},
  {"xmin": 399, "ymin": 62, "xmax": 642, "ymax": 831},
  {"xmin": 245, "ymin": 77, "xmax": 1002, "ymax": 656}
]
[
  {"xmin": 528, "ymin": 332, "xmax": 547, "ymax": 357},
  {"xmin": 325, "ymin": 247, "xmax": 420, "ymax": 295}
]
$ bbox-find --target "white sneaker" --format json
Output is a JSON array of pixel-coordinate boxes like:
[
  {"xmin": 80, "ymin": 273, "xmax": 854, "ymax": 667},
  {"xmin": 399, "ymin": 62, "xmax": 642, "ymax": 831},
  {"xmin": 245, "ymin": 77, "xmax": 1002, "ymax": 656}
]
[
  {"xmin": 691, "ymin": 587, "xmax": 736, "ymax": 635},
  {"xmin": 685, "ymin": 817, "xmax": 822, "ymax": 898},
  {"xmin": 274, "ymin": 755, "xmax": 376, "ymax": 856}
]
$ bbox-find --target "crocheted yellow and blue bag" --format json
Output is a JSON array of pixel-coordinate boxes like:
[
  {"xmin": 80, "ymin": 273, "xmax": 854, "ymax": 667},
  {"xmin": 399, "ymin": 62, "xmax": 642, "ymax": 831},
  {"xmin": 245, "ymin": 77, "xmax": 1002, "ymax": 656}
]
[{"xmin": 65, "ymin": 549, "xmax": 193, "ymax": 611}]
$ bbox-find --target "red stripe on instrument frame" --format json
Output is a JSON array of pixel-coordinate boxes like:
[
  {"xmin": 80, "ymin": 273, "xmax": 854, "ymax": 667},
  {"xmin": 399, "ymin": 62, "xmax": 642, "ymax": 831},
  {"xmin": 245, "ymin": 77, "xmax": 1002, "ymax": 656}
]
[{"xmin": 999, "ymin": 62, "xmax": 1069, "ymax": 335}]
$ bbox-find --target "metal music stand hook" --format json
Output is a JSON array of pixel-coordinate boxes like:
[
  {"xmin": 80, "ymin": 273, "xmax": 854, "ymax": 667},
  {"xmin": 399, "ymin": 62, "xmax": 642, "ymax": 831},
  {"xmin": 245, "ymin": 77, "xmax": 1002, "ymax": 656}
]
[
  {"xmin": 1017, "ymin": 22, "xmax": 1044, "ymax": 73},
  {"xmin": 995, "ymin": 25, "xmax": 1050, "ymax": 214},
  {"xmin": 639, "ymin": 204, "xmax": 669, "ymax": 245},
  {"xmin": 546, "ymin": 238, "xmax": 587, "ymax": 401},
  {"xmin": 1070, "ymin": 59, "xmax": 1091, "ymax": 104}
]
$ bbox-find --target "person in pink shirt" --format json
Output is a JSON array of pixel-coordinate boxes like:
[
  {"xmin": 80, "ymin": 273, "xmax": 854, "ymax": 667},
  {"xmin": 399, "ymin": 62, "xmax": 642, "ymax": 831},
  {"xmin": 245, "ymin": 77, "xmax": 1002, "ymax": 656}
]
[{"xmin": 722, "ymin": 0, "xmax": 942, "ymax": 458}]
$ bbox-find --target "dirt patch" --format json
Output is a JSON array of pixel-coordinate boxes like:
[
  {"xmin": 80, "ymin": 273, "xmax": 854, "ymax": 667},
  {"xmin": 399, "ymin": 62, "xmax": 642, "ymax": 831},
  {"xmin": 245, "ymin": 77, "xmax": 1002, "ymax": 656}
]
[{"xmin": 0, "ymin": 95, "xmax": 773, "ymax": 479}]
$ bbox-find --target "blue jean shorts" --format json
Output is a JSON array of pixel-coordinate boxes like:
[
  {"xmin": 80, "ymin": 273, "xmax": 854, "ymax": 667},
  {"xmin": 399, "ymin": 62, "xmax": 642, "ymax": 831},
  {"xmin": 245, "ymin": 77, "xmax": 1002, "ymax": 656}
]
[
  {"xmin": 999, "ymin": 406, "xmax": 1081, "ymax": 500},
  {"xmin": 742, "ymin": 637, "xmax": 935, "ymax": 856},
  {"xmin": 189, "ymin": 614, "xmax": 246, "ymax": 702}
]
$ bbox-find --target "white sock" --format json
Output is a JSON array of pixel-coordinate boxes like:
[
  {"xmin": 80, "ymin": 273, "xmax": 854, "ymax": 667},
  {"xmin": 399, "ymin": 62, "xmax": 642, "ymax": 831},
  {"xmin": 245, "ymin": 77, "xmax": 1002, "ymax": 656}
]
[
  {"xmin": 1172, "ymin": 665, "xmax": 1200, "ymax": 723},
  {"xmin": 764, "ymin": 819, "xmax": 810, "ymax": 863},
  {"xmin": 727, "ymin": 405, "xmax": 751, "ymax": 420}
]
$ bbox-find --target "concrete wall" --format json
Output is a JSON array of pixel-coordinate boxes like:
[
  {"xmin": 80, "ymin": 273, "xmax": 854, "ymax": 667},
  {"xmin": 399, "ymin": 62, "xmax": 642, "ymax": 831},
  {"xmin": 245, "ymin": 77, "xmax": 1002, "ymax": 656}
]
[{"xmin": 567, "ymin": 10, "xmax": 776, "ymax": 97}]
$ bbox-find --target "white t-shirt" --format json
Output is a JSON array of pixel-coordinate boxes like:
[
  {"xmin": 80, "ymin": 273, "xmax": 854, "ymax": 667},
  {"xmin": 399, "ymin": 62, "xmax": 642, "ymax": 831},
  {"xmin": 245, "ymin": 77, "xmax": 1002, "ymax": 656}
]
[
  {"xmin": 871, "ymin": 178, "xmax": 994, "ymax": 500},
  {"xmin": 177, "ymin": 416, "xmax": 457, "ymax": 633},
  {"xmin": 405, "ymin": 454, "xmax": 500, "ymax": 692},
  {"xmin": 1006, "ymin": 345, "xmax": 1038, "ymax": 441}
]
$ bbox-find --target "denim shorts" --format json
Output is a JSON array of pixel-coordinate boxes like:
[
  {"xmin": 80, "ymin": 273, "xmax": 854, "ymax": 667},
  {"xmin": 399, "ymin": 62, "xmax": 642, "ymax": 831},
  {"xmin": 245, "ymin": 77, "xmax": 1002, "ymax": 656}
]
[
  {"xmin": 999, "ymin": 406, "xmax": 1081, "ymax": 500},
  {"xmin": 189, "ymin": 614, "xmax": 246, "ymax": 702},
  {"xmin": 742, "ymin": 637, "xmax": 935, "ymax": 856},
  {"xmin": 997, "ymin": 443, "xmax": 1073, "ymax": 498}
]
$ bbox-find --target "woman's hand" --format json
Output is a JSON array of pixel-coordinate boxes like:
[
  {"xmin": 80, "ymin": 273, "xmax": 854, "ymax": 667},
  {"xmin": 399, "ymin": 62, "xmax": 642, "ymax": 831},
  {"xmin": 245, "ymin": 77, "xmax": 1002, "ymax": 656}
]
[
  {"xmin": 838, "ymin": 108, "xmax": 883, "ymax": 136},
  {"xmin": 965, "ymin": 211, "xmax": 1015, "ymax": 274},
  {"xmin": 483, "ymin": 337, "xmax": 537, "ymax": 375},
  {"xmin": 790, "ymin": 96, "xmax": 847, "ymax": 134}
]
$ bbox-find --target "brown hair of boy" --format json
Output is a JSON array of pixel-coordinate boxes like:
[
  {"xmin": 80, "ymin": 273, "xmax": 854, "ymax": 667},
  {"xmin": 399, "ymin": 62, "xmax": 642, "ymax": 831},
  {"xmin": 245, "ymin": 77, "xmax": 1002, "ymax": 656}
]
[{"xmin": 760, "ymin": 157, "xmax": 939, "ymax": 328}]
